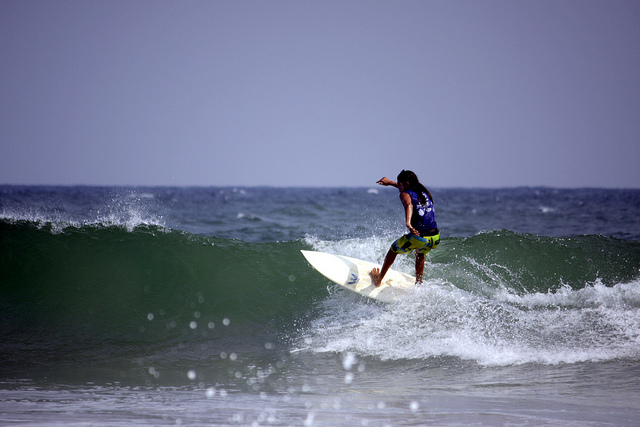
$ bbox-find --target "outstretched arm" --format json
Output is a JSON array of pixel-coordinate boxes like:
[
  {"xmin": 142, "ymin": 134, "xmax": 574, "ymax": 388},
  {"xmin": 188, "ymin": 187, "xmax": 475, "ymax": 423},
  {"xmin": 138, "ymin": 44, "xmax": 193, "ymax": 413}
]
[{"xmin": 376, "ymin": 177, "xmax": 399, "ymax": 189}]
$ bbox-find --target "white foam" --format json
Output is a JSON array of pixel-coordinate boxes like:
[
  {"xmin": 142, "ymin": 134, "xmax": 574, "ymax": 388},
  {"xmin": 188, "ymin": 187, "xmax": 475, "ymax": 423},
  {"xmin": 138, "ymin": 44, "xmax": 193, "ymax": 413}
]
[{"xmin": 297, "ymin": 272, "xmax": 640, "ymax": 366}]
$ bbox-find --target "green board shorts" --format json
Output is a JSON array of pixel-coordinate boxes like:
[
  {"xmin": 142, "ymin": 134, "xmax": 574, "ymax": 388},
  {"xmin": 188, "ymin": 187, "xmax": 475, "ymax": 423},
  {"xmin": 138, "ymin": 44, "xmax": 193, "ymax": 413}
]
[{"xmin": 391, "ymin": 233, "xmax": 441, "ymax": 255}]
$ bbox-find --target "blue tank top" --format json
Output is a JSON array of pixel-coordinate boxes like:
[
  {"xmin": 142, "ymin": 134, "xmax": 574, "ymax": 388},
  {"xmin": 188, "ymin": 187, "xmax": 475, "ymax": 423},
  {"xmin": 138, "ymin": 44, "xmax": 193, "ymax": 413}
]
[{"xmin": 405, "ymin": 189, "xmax": 438, "ymax": 234}]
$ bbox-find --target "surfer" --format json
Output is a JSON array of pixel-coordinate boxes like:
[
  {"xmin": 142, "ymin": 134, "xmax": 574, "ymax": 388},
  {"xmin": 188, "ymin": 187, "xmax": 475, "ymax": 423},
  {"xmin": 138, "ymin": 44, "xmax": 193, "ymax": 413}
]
[{"xmin": 370, "ymin": 170, "xmax": 440, "ymax": 286}]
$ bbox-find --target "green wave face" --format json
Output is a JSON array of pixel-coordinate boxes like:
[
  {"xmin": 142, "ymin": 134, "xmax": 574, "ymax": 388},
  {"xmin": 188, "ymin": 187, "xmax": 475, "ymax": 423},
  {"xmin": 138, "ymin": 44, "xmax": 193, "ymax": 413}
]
[{"xmin": 2, "ymin": 220, "xmax": 639, "ymax": 379}]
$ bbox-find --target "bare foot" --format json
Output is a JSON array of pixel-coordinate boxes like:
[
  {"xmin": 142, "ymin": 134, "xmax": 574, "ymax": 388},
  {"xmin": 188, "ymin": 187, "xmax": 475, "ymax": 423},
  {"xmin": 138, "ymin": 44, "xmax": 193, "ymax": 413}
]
[{"xmin": 370, "ymin": 268, "xmax": 383, "ymax": 287}]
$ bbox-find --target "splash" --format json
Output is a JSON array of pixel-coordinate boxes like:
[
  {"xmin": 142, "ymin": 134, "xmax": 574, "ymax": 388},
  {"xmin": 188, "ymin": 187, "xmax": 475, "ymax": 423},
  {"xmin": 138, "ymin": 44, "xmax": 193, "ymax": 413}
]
[
  {"xmin": 300, "ymin": 233, "xmax": 640, "ymax": 366},
  {"xmin": 0, "ymin": 188, "xmax": 165, "ymax": 232},
  {"xmin": 299, "ymin": 277, "xmax": 640, "ymax": 365}
]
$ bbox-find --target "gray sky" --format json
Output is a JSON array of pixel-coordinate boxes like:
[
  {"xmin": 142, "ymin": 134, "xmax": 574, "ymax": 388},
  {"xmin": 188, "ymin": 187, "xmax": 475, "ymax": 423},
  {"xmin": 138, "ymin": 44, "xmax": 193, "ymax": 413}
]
[{"xmin": 1, "ymin": 0, "xmax": 639, "ymax": 188}]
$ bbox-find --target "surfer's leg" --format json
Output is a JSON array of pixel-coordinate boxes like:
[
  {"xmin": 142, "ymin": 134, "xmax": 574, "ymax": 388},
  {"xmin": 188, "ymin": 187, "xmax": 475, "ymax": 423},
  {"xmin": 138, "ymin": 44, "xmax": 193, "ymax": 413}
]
[
  {"xmin": 371, "ymin": 249, "xmax": 397, "ymax": 287},
  {"xmin": 415, "ymin": 251, "xmax": 425, "ymax": 284},
  {"xmin": 414, "ymin": 234, "xmax": 440, "ymax": 284}
]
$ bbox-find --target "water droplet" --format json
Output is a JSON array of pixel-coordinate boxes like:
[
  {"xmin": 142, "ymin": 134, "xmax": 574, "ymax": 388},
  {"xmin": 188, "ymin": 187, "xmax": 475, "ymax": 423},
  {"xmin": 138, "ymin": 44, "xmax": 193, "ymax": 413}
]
[
  {"xmin": 303, "ymin": 411, "xmax": 315, "ymax": 427},
  {"xmin": 342, "ymin": 352, "xmax": 358, "ymax": 370},
  {"xmin": 344, "ymin": 372, "xmax": 354, "ymax": 384}
]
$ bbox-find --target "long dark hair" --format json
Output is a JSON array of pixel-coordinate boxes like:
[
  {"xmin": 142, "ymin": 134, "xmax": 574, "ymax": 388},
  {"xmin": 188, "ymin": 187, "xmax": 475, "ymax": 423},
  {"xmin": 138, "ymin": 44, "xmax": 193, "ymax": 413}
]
[{"xmin": 397, "ymin": 170, "xmax": 433, "ymax": 204}]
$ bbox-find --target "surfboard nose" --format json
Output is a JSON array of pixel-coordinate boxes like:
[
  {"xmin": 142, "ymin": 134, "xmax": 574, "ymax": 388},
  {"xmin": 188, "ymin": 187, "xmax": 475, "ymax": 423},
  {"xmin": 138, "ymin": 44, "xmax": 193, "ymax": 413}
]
[{"xmin": 300, "ymin": 250, "xmax": 415, "ymax": 303}]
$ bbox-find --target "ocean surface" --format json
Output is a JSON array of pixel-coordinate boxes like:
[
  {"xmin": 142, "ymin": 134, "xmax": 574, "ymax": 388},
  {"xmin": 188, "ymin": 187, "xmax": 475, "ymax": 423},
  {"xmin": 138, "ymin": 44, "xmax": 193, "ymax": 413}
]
[{"xmin": 1, "ymin": 185, "xmax": 639, "ymax": 426}]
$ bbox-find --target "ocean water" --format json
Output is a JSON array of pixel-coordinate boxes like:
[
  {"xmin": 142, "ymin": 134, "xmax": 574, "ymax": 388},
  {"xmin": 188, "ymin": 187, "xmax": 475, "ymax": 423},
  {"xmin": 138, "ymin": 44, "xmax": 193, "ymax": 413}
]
[{"xmin": 1, "ymin": 185, "xmax": 639, "ymax": 426}]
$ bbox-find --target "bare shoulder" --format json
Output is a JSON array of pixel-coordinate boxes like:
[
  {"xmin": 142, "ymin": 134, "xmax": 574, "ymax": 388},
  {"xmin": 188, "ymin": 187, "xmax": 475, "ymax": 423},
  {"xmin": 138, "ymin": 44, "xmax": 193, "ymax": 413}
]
[{"xmin": 399, "ymin": 191, "xmax": 412, "ymax": 205}]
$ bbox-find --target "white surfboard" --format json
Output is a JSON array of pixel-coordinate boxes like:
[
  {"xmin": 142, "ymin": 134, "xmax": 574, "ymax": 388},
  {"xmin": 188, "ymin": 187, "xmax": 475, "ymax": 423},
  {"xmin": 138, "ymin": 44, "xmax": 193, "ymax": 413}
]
[{"xmin": 301, "ymin": 250, "xmax": 416, "ymax": 303}]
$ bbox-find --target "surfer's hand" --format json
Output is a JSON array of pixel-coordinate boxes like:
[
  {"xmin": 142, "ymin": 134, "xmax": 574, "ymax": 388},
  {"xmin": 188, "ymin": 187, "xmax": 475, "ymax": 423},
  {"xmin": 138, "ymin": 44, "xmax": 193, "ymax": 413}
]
[
  {"xmin": 376, "ymin": 177, "xmax": 393, "ymax": 186},
  {"xmin": 408, "ymin": 225, "xmax": 419, "ymax": 236}
]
